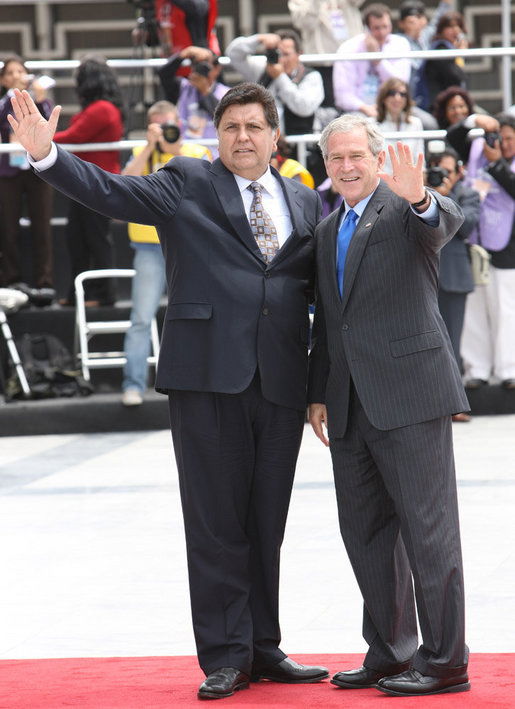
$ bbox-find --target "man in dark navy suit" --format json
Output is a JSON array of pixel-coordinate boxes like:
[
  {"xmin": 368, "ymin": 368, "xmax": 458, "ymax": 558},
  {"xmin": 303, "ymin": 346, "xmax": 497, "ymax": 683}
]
[{"xmin": 9, "ymin": 83, "xmax": 328, "ymax": 699}]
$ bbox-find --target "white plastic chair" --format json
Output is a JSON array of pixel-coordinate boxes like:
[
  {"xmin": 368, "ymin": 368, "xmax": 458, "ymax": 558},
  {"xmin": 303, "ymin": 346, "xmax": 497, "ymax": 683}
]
[{"xmin": 74, "ymin": 269, "xmax": 160, "ymax": 382}]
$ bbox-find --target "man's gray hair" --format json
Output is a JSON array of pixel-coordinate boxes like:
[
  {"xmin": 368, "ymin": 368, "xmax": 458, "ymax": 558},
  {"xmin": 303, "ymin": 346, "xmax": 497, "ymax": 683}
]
[{"xmin": 319, "ymin": 114, "xmax": 385, "ymax": 159}]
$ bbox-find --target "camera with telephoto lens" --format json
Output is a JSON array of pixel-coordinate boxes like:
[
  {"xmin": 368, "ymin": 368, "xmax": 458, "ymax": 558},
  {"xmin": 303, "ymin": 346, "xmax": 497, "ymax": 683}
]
[
  {"xmin": 484, "ymin": 131, "xmax": 500, "ymax": 148},
  {"xmin": 160, "ymin": 121, "xmax": 181, "ymax": 144},
  {"xmin": 426, "ymin": 166, "xmax": 449, "ymax": 187},
  {"xmin": 128, "ymin": 0, "xmax": 160, "ymax": 47},
  {"xmin": 266, "ymin": 48, "xmax": 280, "ymax": 64}
]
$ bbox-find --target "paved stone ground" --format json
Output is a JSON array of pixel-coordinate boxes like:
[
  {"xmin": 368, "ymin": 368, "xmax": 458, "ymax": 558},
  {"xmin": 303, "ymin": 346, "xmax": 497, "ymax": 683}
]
[{"xmin": 0, "ymin": 415, "xmax": 513, "ymax": 659}]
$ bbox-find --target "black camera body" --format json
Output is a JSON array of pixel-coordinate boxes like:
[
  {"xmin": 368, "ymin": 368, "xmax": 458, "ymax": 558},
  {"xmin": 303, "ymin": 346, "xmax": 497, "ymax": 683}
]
[
  {"xmin": 160, "ymin": 121, "xmax": 181, "ymax": 144},
  {"xmin": 484, "ymin": 131, "xmax": 500, "ymax": 148},
  {"xmin": 426, "ymin": 166, "xmax": 449, "ymax": 187},
  {"xmin": 266, "ymin": 48, "xmax": 280, "ymax": 64}
]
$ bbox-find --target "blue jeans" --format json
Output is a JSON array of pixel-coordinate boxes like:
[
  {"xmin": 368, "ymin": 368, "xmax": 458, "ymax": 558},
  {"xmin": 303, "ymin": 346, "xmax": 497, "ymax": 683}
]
[{"xmin": 122, "ymin": 246, "xmax": 166, "ymax": 393}]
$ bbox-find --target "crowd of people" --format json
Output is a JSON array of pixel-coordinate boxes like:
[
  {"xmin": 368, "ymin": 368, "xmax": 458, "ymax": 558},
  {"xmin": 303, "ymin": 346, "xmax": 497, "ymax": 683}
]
[{"xmin": 1, "ymin": 0, "xmax": 514, "ymax": 406}]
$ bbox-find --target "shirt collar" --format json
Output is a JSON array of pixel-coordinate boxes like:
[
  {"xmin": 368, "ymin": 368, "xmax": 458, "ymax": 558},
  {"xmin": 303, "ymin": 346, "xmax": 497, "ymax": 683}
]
[
  {"xmin": 233, "ymin": 167, "xmax": 277, "ymax": 196},
  {"xmin": 341, "ymin": 181, "xmax": 379, "ymax": 221}
]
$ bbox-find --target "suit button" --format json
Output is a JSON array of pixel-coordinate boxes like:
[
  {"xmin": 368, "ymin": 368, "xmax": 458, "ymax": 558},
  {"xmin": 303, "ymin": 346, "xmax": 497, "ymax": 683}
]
[
  {"xmin": 264, "ymin": 272, "xmax": 271, "ymax": 278},
  {"xmin": 262, "ymin": 307, "xmax": 269, "ymax": 315},
  {"xmin": 342, "ymin": 323, "xmax": 349, "ymax": 330}
]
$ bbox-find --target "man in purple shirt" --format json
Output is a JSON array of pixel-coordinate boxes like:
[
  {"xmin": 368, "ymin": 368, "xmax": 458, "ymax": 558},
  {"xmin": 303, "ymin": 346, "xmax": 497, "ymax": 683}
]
[{"xmin": 333, "ymin": 3, "xmax": 411, "ymax": 118}]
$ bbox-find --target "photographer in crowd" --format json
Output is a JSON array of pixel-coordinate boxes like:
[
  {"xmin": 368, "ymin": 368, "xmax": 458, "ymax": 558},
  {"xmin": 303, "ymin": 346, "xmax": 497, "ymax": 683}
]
[
  {"xmin": 225, "ymin": 29, "xmax": 324, "ymax": 148},
  {"xmin": 157, "ymin": 45, "xmax": 229, "ymax": 154},
  {"xmin": 426, "ymin": 148, "xmax": 479, "ymax": 420},
  {"xmin": 461, "ymin": 114, "xmax": 515, "ymax": 390},
  {"xmin": 121, "ymin": 100, "xmax": 211, "ymax": 407}
]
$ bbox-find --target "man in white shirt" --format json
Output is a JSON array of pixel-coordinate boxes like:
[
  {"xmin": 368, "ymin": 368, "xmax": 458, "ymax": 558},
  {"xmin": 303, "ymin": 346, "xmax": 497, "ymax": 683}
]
[{"xmin": 226, "ymin": 29, "xmax": 324, "ymax": 142}]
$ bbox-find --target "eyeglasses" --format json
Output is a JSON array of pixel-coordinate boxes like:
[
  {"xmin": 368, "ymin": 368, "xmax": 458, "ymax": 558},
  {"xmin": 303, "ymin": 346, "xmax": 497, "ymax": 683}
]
[{"xmin": 386, "ymin": 89, "xmax": 408, "ymax": 98}]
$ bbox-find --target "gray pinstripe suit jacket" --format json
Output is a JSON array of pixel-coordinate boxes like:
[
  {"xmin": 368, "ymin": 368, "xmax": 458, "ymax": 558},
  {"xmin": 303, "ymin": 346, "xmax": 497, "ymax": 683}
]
[{"xmin": 308, "ymin": 181, "xmax": 470, "ymax": 437}]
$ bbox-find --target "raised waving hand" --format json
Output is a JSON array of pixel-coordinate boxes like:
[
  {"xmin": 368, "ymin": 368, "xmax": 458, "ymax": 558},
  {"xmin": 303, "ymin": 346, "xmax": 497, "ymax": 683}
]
[
  {"xmin": 7, "ymin": 88, "xmax": 61, "ymax": 161},
  {"xmin": 378, "ymin": 142, "xmax": 426, "ymax": 205}
]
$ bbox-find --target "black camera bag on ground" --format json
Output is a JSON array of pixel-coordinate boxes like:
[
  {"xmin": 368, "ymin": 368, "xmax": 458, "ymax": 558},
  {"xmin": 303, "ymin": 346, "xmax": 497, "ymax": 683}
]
[{"xmin": 5, "ymin": 332, "xmax": 93, "ymax": 400}]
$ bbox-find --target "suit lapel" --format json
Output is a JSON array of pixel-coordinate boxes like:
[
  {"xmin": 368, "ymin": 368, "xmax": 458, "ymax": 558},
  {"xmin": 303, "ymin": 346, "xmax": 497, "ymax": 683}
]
[
  {"xmin": 320, "ymin": 183, "xmax": 388, "ymax": 311},
  {"xmin": 209, "ymin": 159, "xmax": 264, "ymax": 262},
  {"xmin": 340, "ymin": 191, "xmax": 384, "ymax": 311},
  {"xmin": 320, "ymin": 208, "xmax": 342, "ymax": 303}
]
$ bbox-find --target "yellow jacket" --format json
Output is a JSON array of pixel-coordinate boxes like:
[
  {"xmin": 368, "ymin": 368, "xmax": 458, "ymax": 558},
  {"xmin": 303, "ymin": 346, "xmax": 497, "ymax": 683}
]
[
  {"xmin": 279, "ymin": 158, "xmax": 315, "ymax": 189},
  {"xmin": 128, "ymin": 143, "xmax": 211, "ymax": 244}
]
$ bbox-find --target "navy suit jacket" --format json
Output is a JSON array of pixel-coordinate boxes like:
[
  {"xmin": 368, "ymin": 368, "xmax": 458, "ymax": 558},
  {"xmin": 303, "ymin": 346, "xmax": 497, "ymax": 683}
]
[
  {"xmin": 438, "ymin": 181, "xmax": 479, "ymax": 294},
  {"xmin": 308, "ymin": 181, "xmax": 470, "ymax": 435},
  {"xmin": 41, "ymin": 148, "xmax": 321, "ymax": 410}
]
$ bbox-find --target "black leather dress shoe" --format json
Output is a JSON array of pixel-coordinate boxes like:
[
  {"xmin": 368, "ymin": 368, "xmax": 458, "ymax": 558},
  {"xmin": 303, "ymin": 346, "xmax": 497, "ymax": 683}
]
[
  {"xmin": 465, "ymin": 378, "xmax": 488, "ymax": 389},
  {"xmin": 252, "ymin": 657, "xmax": 329, "ymax": 683},
  {"xmin": 198, "ymin": 667, "xmax": 250, "ymax": 700},
  {"xmin": 502, "ymin": 378, "xmax": 515, "ymax": 389},
  {"xmin": 376, "ymin": 669, "xmax": 470, "ymax": 696},
  {"xmin": 331, "ymin": 663, "xmax": 410, "ymax": 689}
]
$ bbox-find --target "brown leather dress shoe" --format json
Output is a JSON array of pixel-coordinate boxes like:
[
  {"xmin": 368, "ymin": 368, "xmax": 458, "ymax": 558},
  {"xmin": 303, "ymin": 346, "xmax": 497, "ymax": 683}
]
[
  {"xmin": 252, "ymin": 657, "xmax": 329, "ymax": 683},
  {"xmin": 376, "ymin": 668, "xmax": 470, "ymax": 696},
  {"xmin": 198, "ymin": 667, "xmax": 250, "ymax": 699},
  {"xmin": 331, "ymin": 663, "xmax": 410, "ymax": 689},
  {"xmin": 452, "ymin": 412, "xmax": 471, "ymax": 422}
]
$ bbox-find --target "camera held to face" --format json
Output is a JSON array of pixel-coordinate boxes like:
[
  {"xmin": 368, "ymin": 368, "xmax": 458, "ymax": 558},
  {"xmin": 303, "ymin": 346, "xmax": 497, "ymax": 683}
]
[
  {"xmin": 266, "ymin": 48, "xmax": 280, "ymax": 64},
  {"xmin": 484, "ymin": 131, "xmax": 501, "ymax": 148},
  {"xmin": 426, "ymin": 166, "xmax": 449, "ymax": 187},
  {"xmin": 160, "ymin": 121, "xmax": 181, "ymax": 144}
]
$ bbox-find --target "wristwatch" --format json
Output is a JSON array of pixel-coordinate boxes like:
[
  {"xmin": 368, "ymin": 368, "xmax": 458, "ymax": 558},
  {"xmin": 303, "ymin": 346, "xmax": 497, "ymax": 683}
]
[{"xmin": 411, "ymin": 190, "xmax": 430, "ymax": 208}]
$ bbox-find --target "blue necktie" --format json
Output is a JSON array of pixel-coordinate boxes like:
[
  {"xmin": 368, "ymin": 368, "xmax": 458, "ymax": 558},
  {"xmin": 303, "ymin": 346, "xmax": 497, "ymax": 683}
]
[{"xmin": 336, "ymin": 209, "xmax": 358, "ymax": 297}]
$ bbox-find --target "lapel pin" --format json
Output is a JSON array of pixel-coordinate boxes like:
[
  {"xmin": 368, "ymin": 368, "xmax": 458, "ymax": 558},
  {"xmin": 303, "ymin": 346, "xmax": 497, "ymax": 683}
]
[{"xmin": 365, "ymin": 222, "xmax": 372, "ymax": 227}]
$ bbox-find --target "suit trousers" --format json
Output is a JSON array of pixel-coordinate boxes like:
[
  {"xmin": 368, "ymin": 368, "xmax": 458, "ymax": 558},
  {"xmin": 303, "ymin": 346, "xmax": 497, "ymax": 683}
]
[
  {"xmin": 438, "ymin": 289, "xmax": 467, "ymax": 371},
  {"xmin": 0, "ymin": 171, "xmax": 53, "ymax": 288},
  {"xmin": 330, "ymin": 385, "xmax": 468, "ymax": 678},
  {"xmin": 168, "ymin": 373, "xmax": 305, "ymax": 676}
]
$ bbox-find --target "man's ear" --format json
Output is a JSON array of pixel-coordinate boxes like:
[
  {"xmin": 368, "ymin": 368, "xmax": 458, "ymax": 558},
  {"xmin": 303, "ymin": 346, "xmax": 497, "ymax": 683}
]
[
  {"xmin": 272, "ymin": 128, "xmax": 281, "ymax": 152},
  {"xmin": 377, "ymin": 149, "xmax": 386, "ymax": 171}
]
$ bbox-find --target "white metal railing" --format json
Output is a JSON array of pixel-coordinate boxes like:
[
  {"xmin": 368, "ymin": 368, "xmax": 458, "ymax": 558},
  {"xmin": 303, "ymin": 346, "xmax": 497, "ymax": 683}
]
[
  {"xmin": 1, "ymin": 43, "xmax": 512, "ymax": 113},
  {"xmin": 0, "ymin": 129, "xmax": 490, "ymax": 170},
  {"xmin": 3, "ymin": 45, "xmax": 513, "ymax": 69}
]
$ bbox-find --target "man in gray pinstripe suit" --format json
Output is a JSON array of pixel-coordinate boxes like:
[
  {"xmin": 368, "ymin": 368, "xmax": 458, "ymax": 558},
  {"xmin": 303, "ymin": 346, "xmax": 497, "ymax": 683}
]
[{"xmin": 308, "ymin": 114, "xmax": 471, "ymax": 697}]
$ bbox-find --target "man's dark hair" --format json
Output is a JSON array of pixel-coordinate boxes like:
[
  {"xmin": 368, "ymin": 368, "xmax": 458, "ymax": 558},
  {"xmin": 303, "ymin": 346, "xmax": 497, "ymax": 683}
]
[
  {"xmin": 496, "ymin": 112, "xmax": 515, "ymax": 131},
  {"xmin": 213, "ymin": 82, "xmax": 279, "ymax": 130},
  {"xmin": 428, "ymin": 146, "xmax": 461, "ymax": 169},
  {"xmin": 363, "ymin": 3, "xmax": 392, "ymax": 27},
  {"xmin": 277, "ymin": 29, "xmax": 303, "ymax": 54}
]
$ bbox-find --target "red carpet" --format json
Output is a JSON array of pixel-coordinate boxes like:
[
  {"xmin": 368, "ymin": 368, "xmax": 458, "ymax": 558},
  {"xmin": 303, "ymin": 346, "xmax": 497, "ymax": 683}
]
[{"xmin": 0, "ymin": 653, "xmax": 512, "ymax": 708}]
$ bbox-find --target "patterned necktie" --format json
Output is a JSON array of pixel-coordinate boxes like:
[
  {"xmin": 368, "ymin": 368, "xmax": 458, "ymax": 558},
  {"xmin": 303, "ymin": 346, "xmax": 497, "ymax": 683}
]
[
  {"xmin": 247, "ymin": 182, "xmax": 280, "ymax": 263},
  {"xmin": 336, "ymin": 209, "xmax": 358, "ymax": 297}
]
